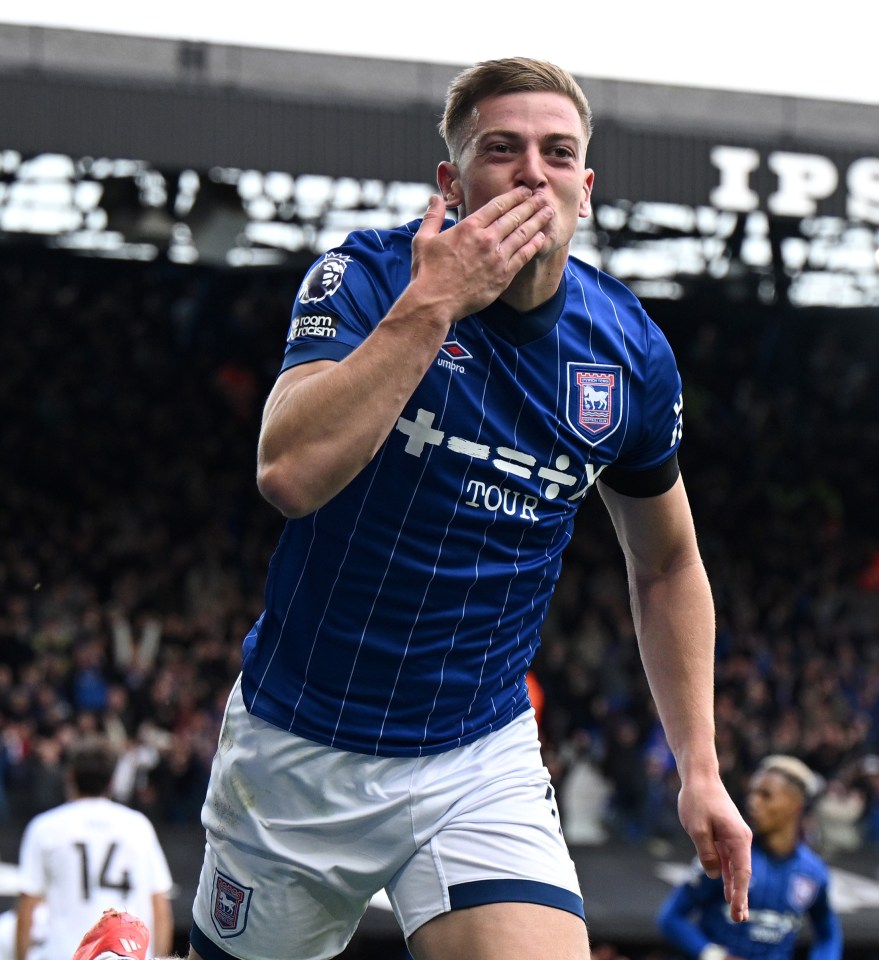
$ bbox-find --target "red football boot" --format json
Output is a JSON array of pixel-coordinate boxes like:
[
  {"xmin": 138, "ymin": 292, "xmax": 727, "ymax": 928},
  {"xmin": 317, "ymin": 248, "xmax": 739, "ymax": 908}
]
[{"xmin": 72, "ymin": 910, "xmax": 150, "ymax": 960}]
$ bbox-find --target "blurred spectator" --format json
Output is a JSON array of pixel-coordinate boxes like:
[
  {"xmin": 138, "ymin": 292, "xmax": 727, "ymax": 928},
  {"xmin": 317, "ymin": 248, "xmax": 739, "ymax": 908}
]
[
  {"xmin": 602, "ymin": 715, "xmax": 650, "ymax": 842},
  {"xmin": 853, "ymin": 754, "xmax": 879, "ymax": 845},
  {"xmin": 814, "ymin": 777, "xmax": 866, "ymax": 855},
  {"xmin": 557, "ymin": 730, "xmax": 611, "ymax": 845}
]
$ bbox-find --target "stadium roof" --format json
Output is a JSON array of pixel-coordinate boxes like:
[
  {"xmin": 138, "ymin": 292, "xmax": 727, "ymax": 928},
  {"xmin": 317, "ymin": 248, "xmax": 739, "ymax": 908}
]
[{"xmin": 1, "ymin": 24, "xmax": 877, "ymax": 307}]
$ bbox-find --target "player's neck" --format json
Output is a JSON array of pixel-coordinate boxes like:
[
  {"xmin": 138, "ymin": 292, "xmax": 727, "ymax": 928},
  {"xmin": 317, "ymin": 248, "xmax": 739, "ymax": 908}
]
[
  {"xmin": 501, "ymin": 251, "xmax": 567, "ymax": 312},
  {"xmin": 760, "ymin": 825, "xmax": 799, "ymax": 858}
]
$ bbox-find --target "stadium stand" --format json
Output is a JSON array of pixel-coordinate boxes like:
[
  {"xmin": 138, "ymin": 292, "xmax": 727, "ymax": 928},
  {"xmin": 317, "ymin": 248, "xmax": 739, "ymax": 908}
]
[{"xmin": 1, "ymin": 244, "xmax": 878, "ymax": 958}]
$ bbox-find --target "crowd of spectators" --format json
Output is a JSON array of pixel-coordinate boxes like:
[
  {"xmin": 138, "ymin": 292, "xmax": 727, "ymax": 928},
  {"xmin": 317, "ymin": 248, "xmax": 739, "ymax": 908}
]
[{"xmin": 1, "ymin": 247, "xmax": 878, "ymax": 860}]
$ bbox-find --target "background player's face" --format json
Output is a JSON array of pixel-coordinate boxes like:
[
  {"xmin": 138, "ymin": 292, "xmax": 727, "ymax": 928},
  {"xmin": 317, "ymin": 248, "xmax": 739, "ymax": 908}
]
[
  {"xmin": 447, "ymin": 91, "xmax": 593, "ymax": 260},
  {"xmin": 746, "ymin": 770, "xmax": 803, "ymax": 837}
]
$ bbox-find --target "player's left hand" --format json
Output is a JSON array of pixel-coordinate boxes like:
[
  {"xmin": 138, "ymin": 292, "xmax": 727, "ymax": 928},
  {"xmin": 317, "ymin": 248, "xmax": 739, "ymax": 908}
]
[{"xmin": 678, "ymin": 776, "xmax": 752, "ymax": 922}]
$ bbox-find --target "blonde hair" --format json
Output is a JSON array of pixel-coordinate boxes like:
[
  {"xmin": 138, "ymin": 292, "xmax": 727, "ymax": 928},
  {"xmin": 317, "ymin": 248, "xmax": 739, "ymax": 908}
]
[
  {"xmin": 757, "ymin": 755, "xmax": 822, "ymax": 799},
  {"xmin": 439, "ymin": 57, "xmax": 593, "ymax": 162}
]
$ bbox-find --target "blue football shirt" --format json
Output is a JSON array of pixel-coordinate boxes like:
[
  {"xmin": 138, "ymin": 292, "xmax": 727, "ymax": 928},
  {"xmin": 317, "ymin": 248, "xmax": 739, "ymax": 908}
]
[
  {"xmin": 241, "ymin": 218, "xmax": 684, "ymax": 756},
  {"xmin": 658, "ymin": 842, "xmax": 842, "ymax": 959}
]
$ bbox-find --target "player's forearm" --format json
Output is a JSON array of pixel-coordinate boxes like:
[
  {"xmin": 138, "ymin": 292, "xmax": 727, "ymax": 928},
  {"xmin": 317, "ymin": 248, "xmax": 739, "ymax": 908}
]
[
  {"xmin": 631, "ymin": 558, "xmax": 719, "ymax": 779},
  {"xmin": 658, "ymin": 894, "xmax": 714, "ymax": 958},
  {"xmin": 808, "ymin": 906, "xmax": 844, "ymax": 960},
  {"xmin": 257, "ymin": 283, "xmax": 453, "ymax": 518},
  {"xmin": 151, "ymin": 892, "xmax": 174, "ymax": 956},
  {"xmin": 15, "ymin": 897, "xmax": 38, "ymax": 960},
  {"xmin": 14, "ymin": 921, "xmax": 29, "ymax": 960}
]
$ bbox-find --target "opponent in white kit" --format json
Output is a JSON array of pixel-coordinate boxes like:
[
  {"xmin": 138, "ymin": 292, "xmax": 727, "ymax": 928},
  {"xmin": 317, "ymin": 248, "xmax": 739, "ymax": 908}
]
[{"xmin": 16, "ymin": 736, "xmax": 173, "ymax": 960}]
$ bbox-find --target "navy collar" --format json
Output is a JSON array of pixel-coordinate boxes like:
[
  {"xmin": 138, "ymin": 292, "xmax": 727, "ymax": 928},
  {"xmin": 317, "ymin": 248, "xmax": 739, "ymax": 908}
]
[{"xmin": 477, "ymin": 277, "xmax": 567, "ymax": 346}]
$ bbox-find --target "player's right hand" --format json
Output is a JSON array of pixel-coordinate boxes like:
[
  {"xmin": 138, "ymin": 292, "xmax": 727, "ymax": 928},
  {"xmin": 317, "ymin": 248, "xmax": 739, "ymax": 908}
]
[
  {"xmin": 409, "ymin": 188, "xmax": 554, "ymax": 322},
  {"xmin": 678, "ymin": 776, "xmax": 752, "ymax": 924}
]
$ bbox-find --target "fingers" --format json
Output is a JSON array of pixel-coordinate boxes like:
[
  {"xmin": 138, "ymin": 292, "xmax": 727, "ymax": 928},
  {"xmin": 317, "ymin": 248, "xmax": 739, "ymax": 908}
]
[
  {"xmin": 720, "ymin": 836, "xmax": 752, "ymax": 923},
  {"xmin": 692, "ymin": 831, "xmax": 722, "ymax": 880},
  {"xmin": 417, "ymin": 194, "xmax": 447, "ymax": 239},
  {"xmin": 421, "ymin": 186, "xmax": 551, "ymax": 266},
  {"xmin": 678, "ymin": 779, "xmax": 752, "ymax": 925},
  {"xmin": 457, "ymin": 189, "xmax": 554, "ymax": 282},
  {"xmin": 410, "ymin": 186, "xmax": 554, "ymax": 319},
  {"xmin": 685, "ymin": 808, "xmax": 751, "ymax": 923},
  {"xmin": 470, "ymin": 185, "xmax": 542, "ymax": 227},
  {"xmin": 697, "ymin": 835, "xmax": 750, "ymax": 922},
  {"xmin": 477, "ymin": 187, "xmax": 554, "ymax": 254},
  {"xmin": 498, "ymin": 202, "xmax": 554, "ymax": 267}
]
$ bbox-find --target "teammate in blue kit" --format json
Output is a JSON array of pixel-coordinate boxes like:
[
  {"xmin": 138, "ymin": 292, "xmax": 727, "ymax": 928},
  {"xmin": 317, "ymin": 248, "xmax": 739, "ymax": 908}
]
[
  {"xmin": 658, "ymin": 755, "xmax": 842, "ymax": 960},
  {"xmin": 74, "ymin": 56, "xmax": 751, "ymax": 960}
]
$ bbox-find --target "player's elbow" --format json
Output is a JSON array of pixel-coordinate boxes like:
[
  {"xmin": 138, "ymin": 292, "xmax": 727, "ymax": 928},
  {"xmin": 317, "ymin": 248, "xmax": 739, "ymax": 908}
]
[
  {"xmin": 257, "ymin": 437, "xmax": 375, "ymax": 518},
  {"xmin": 256, "ymin": 458, "xmax": 318, "ymax": 518}
]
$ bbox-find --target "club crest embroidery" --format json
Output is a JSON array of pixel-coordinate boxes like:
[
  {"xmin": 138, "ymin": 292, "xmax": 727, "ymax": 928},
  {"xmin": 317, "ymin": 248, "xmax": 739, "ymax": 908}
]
[
  {"xmin": 566, "ymin": 363, "xmax": 623, "ymax": 445},
  {"xmin": 298, "ymin": 252, "xmax": 351, "ymax": 304},
  {"xmin": 211, "ymin": 870, "xmax": 253, "ymax": 938},
  {"xmin": 788, "ymin": 873, "xmax": 819, "ymax": 910}
]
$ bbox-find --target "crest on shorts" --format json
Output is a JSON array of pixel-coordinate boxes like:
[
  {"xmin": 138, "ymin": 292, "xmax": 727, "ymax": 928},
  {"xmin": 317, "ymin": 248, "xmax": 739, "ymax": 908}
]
[
  {"xmin": 211, "ymin": 869, "xmax": 253, "ymax": 938},
  {"xmin": 298, "ymin": 252, "xmax": 351, "ymax": 304},
  {"xmin": 566, "ymin": 363, "xmax": 623, "ymax": 445}
]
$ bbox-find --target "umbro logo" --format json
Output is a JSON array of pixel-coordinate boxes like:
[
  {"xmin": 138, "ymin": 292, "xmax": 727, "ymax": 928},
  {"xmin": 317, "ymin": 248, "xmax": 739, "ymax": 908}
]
[
  {"xmin": 440, "ymin": 340, "xmax": 472, "ymax": 361},
  {"xmin": 437, "ymin": 339, "xmax": 471, "ymax": 374}
]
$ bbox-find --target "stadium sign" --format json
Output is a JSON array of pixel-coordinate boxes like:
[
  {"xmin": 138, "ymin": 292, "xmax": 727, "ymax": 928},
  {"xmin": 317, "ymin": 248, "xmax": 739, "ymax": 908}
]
[
  {"xmin": 710, "ymin": 146, "xmax": 879, "ymax": 221},
  {"xmin": 0, "ymin": 144, "xmax": 877, "ymax": 308}
]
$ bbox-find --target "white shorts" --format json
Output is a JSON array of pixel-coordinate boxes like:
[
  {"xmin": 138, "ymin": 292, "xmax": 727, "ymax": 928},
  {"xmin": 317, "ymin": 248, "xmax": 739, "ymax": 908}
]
[{"xmin": 190, "ymin": 676, "xmax": 584, "ymax": 960}]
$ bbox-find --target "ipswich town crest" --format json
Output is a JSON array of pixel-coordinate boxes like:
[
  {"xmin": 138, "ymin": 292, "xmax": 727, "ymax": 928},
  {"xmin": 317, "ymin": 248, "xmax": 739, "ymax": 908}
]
[
  {"xmin": 566, "ymin": 363, "xmax": 623, "ymax": 445},
  {"xmin": 210, "ymin": 870, "xmax": 253, "ymax": 938},
  {"xmin": 788, "ymin": 873, "xmax": 819, "ymax": 910}
]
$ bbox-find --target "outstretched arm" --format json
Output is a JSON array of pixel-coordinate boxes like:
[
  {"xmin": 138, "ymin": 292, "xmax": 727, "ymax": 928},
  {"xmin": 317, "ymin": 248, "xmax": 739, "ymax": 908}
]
[
  {"xmin": 807, "ymin": 884, "xmax": 843, "ymax": 960},
  {"xmin": 257, "ymin": 188, "xmax": 554, "ymax": 518},
  {"xmin": 150, "ymin": 891, "xmax": 174, "ymax": 957},
  {"xmin": 600, "ymin": 475, "xmax": 752, "ymax": 922},
  {"xmin": 658, "ymin": 879, "xmax": 728, "ymax": 959},
  {"xmin": 15, "ymin": 894, "xmax": 42, "ymax": 960}
]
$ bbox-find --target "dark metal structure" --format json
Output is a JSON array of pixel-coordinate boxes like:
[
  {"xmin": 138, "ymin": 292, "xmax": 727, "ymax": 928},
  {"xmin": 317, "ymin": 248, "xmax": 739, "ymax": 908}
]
[{"xmin": 1, "ymin": 24, "xmax": 877, "ymax": 307}]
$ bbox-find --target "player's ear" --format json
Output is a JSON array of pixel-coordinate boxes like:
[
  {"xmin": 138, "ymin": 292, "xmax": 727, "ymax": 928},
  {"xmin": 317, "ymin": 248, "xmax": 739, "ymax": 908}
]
[
  {"xmin": 580, "ymin": 168, "xmax": 595, "ymax": 218},
  {"xmin": 437, "ymin": 162, "xmax": 462, "ymax": 208}
]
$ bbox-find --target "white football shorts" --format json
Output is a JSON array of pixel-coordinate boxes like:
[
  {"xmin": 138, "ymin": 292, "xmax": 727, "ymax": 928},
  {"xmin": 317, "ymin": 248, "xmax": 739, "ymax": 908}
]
[{"xmin": 190, "ymin": 675, "xmax": 584, "ymax": 960}]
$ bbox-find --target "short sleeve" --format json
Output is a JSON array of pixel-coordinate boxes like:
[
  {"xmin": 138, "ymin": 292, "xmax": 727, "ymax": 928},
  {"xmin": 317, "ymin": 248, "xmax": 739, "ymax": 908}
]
[
  {"xmin": 602, "ymin": 310, "xmax": 684, "ymax": 491},
  {"xmin": 278, "ymin": 227, "xmax": 410, "ymax": 375}
]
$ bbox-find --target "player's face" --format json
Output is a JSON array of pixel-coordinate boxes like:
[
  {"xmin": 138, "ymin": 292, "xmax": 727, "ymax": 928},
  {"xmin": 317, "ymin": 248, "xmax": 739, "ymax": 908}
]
[
  {"xmin": 441, "ymin": 91, "xmax": 594, "ymax": 261},
  {"xmin": 746, "ymin": 771, "xmax": 802, "ymax": 837}
]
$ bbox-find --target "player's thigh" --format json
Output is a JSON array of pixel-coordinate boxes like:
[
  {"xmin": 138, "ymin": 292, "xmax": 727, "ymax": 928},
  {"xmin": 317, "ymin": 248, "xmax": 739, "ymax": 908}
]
[{"xmin": 408, "ymin": 901, "xmax": 590, "ymax": 960}]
